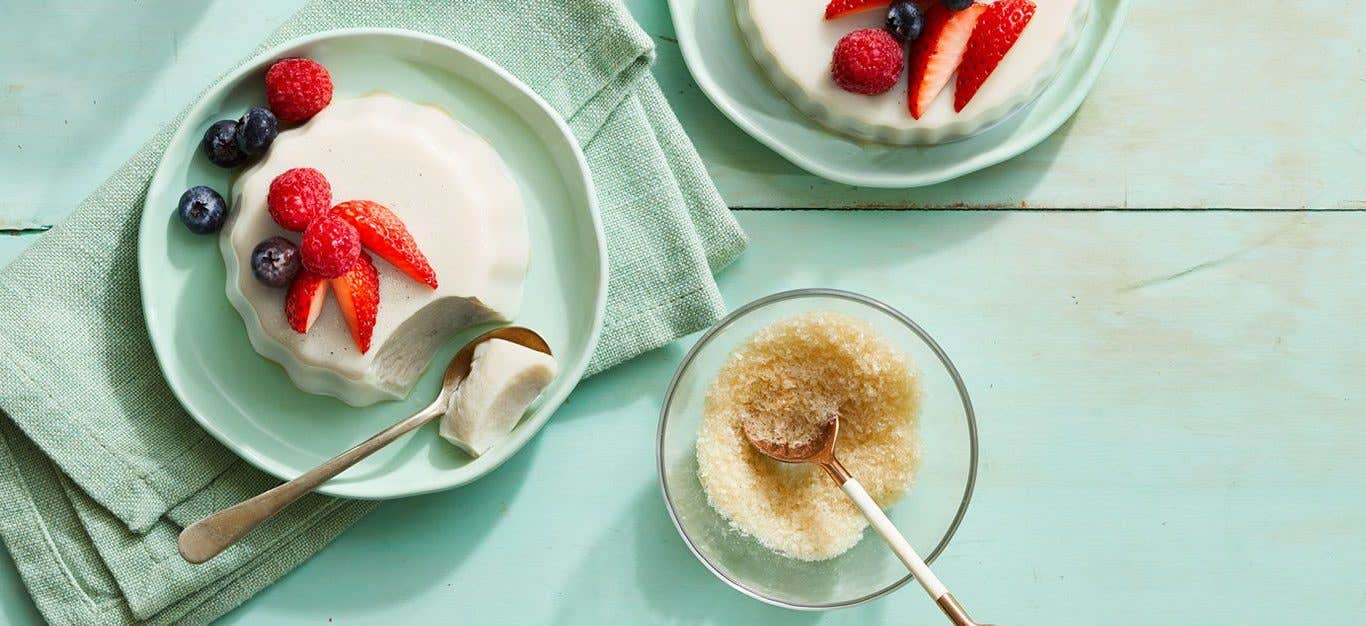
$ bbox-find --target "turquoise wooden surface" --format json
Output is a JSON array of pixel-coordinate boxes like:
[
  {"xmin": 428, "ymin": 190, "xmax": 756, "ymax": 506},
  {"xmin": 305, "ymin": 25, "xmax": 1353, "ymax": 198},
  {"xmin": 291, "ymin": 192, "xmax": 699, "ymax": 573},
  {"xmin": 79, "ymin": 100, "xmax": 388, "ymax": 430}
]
[
  {"xmin": 1, "ymin": 1, "xmax": 1364, "ymax": 625},
  {"xmin": 4, "ymin": 211, "xmax": 1365, "ymax": 625},
  {"xmin": 3, "ymin": 0, "xmax": 1364, "ymax": 226}
]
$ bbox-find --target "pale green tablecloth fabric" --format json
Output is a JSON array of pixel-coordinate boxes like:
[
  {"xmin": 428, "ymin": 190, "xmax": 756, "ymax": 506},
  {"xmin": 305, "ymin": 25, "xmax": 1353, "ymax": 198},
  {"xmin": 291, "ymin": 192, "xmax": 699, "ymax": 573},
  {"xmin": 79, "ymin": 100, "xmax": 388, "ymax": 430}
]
[{"xmin": 0, "ymin": 2, "xmax": 747, "ymax": 624}]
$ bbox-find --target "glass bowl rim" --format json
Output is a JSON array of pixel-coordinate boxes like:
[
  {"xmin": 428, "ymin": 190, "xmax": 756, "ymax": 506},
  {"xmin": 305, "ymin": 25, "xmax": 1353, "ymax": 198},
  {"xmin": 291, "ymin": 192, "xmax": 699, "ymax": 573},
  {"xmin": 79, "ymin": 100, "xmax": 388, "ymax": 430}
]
[{"xmin": 655, "ymin": 287, "xmax": 979, "ymax": 611}]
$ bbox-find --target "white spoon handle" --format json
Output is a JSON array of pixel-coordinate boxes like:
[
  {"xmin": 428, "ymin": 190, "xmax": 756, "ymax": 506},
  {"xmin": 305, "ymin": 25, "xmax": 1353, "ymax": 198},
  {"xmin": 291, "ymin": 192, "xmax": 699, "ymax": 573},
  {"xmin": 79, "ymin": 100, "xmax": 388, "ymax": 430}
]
[
  {"xmin": 840, "ymin": 477, "xmax": 948, "ymax": 599},
  {"xmin": 839, "ymin": 479, "xmax": 991, "ymax": 625}
]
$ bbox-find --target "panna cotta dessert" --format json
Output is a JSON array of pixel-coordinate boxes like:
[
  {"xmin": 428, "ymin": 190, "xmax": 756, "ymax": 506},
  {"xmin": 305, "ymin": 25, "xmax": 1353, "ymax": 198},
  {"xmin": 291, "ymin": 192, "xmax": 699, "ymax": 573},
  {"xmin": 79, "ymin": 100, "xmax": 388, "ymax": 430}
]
[
  {"xmin": 221, "ymin": 93, "xmax": 530, "ymax": 406},
  {"xmin": 736, "ymin": 0, "xmax": 1090, "ymax": 144}
]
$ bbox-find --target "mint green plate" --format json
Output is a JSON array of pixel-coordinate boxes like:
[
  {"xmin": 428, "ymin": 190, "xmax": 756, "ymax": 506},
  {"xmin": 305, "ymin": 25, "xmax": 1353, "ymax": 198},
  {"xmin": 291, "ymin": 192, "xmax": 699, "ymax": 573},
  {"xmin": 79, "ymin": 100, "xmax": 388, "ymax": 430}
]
[
  {"xmin": 668, "ymin": 0, "xmax": 1130, "ymax": 188},
  {"xmin": 138, "ymin": 29, "xmax": 606, "ymax": 499}
]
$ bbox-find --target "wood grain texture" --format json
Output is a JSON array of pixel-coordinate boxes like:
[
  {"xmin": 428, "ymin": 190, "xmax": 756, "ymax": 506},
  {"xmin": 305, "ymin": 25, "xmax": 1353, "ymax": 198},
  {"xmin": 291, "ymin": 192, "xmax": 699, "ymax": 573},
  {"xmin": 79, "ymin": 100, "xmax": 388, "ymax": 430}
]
[
  {"xmin": 0, "ymin": 0, "xmax": 1362, "ymax": 623},
  {"xmin": 3, "ymin": 211, "xmax": 1364, "ymax": 625},
  {"xmin": 644, "ymin": 0, "xmax": 1365, "ymax": 208},
  {"xmin": 1, "ymin": 0, "xmax": 1363, "ymax": 226},
  {"xmin": 0, "ymin": 0, "xmax": 302, "ymax": 228}
]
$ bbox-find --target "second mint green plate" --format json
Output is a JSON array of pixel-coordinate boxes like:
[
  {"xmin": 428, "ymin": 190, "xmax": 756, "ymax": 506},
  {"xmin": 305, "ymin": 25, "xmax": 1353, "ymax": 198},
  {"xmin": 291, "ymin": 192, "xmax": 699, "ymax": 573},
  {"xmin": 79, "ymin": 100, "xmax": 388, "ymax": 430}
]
[
  {"xmin": 668, "ymin": 0, "xmax": 1130, "ymax": 188},
  {"xmin": 138, "ymin": 29, "xmax": 606, "ymax": 499}
]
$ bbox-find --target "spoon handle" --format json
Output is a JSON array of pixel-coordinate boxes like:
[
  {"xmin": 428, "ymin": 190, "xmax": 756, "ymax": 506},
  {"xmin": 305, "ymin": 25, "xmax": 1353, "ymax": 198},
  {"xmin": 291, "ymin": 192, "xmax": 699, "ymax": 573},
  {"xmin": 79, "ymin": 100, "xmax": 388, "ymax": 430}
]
[
  {"xmin": 178, "ymin": 398, "xmax": 446, "ymax": 564},
  {"xmin": 840, "ymin": 477, "xmax": 946, "ymax": 596},
  {"xmin": 838, "ymin": 474, "xmax": 989, "ymax": 626}
]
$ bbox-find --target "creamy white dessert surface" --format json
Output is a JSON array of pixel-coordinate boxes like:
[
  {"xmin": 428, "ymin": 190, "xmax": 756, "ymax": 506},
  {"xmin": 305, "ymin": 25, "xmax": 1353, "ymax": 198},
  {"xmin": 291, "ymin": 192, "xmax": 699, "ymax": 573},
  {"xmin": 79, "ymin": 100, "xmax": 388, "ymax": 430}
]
[
  {"xmin": 440, "ymin": 339, "xmax": 558, "ymax": 456},
  {"xmin": 736, "ymin": 0, "xmax": 1089, "ymax": 144},
  {"xmin": 221, "ymin": 94, "xmax": 530, "ymax": 406}
]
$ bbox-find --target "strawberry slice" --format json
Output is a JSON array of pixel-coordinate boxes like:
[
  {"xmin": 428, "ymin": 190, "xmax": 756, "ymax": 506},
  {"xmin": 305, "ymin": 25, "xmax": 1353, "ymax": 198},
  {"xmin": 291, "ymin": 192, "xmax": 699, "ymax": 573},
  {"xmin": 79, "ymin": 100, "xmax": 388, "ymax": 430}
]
[
  {"xmin": 956, "ymin": 0, "xmax": 1036, "ymax": 111},
  {"xmin": 330, "ymin": 200, "xmax": 438, "ymax": 289},
  {"xmin": 825, "ymin": 0, "xmax": 886, "ymax": 20},
  {"xmin": 284, "ymin": 270, "xmax": 330, "ymax": 334},
  {"xmin": 332, "ymin": 252, "xmax": 380, "ymax": 353},
  {"xmin": 908, "ymin": 2, "xmax": 987, "ymax": 119}
]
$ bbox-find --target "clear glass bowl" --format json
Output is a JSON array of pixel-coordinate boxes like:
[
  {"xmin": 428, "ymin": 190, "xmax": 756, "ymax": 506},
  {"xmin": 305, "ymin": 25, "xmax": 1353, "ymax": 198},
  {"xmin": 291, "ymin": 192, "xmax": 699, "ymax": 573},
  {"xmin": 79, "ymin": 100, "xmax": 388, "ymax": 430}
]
[{"xmin": 657, "ymin": 288, "xmax": 978, "ymax": 610}]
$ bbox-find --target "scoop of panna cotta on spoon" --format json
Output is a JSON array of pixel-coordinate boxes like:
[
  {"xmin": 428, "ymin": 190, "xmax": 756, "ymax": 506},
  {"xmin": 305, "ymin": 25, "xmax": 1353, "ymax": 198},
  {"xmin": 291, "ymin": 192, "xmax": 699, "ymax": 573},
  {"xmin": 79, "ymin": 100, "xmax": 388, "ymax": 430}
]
[
  {"xmin": 440, "ymin": 338, "xmax": 559, "ymax": 456},
  {"xmin": 178, "ymin": 326, "xmax": 557, "ymax": 565}
]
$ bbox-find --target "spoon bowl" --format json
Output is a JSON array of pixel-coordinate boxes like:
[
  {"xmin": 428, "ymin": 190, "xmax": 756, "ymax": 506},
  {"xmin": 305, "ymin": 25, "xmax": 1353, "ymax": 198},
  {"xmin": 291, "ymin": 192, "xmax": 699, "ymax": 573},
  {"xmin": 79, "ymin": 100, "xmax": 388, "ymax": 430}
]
[
  {"xmin": 742, "ymin": 416, "xmax": 837, "ymax": 463},
  {"xmin": 178, "ymin": 326, "xmax": 550, "ymax": 565},
  {"xmin": 742, "ymin": 417, "xmax": 851, "ymax": 484}
]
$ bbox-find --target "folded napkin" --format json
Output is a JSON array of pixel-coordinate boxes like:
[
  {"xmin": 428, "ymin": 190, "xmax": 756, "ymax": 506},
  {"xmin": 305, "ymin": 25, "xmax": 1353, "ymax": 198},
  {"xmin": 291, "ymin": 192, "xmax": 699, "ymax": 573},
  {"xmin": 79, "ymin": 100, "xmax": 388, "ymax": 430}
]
[{"xmin": 0, "ymin": 1, "xmax": 746, "ymax": 624}]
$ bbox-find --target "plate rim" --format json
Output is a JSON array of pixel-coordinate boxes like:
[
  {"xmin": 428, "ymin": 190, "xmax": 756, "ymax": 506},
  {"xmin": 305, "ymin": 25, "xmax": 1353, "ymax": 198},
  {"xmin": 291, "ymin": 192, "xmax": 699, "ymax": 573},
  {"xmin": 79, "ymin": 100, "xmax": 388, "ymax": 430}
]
[
  {"xmin": 138, "ymin": 27, "xmax": 608, "ymax": 499},
  {"xmin": 667, "ymin": 0, "xmax": 1133, "ymax": 188}
]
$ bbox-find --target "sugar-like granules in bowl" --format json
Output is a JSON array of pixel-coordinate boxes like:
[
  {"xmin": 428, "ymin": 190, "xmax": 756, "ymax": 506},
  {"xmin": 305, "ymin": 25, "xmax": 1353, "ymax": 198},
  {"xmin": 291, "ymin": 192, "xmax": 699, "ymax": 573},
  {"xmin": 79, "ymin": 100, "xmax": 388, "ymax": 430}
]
[{"xmin": 695, "ymin": 310, "xmax": 922, "ymax": 561}]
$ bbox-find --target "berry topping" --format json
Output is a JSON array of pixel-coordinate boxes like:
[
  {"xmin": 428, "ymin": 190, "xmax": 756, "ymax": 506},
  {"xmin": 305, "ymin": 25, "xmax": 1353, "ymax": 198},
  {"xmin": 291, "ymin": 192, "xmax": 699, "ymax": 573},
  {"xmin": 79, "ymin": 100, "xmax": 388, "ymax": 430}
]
[
  {"xmin": 300, "ymin": 214, "xmax": 361, "ymax": 279},
  {"xmin": 830, "ymin": 29, "xmax": 905, "ymax": 96},
  {"xmin": 332, "ymin": 252, "xmax": 380, "ymax": 353},
  {"xmin": 908, "ymin": 2, "xmax": 986, "ymax": 119},
  {"xmin": 330, "ymin": 200, "xmax": 438, "ymax": 288},
  {"xmin": 956, "ymin": 0, "xmax": 1036, "ymax": 111},
  {"xmin": 825, "ymin": 0, "xmax": 887, "ymax": 20},
  {"xmin": 250, "ymin": 236, "xmax": 302, "ymax": 288},
  {"xmin": 265, "ymin": 58, "xmax": 333, "ymax": 123},
  {"xmin": 267, "ymin": 167, "xmax": 332, "ymax": 231},
  {"xmin": 285, "ymin": 270, "xmax": 330, "ymax": 334},
  {"xmin": 176, "ymin": 186, "xmax": 228, "ymax": 234},
  {"xmin": 235, "ymin": 107, "xmax": 278, "ymax": 156},
  {"xmin": 943, "ymin": 0, "xmax": 975, "ymax": 10},
  {"xmin": 886, "ymin": 2, "xmax": 926, "ymax": 42},
  {"xmin": 201, "ymin": 120, "xmax": 246, "ymax": 168}
]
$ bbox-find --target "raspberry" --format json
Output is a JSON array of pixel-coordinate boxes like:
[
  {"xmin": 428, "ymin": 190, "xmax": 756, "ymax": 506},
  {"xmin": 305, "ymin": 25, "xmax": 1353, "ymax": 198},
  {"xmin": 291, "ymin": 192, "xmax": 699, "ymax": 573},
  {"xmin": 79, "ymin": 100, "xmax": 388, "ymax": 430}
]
[
  {"xmin": 830, "ymin": 29, "xmax": 905, "ymax": 95},
  {"xmin": 268, "ymin": 167, "xmax": 332, "ymax": 231},
  {"xmin": 300, "ymin": 214, "xmax": 360, "ymax": 278},
  {"xmin": 265, "ymin": 58, "xmax": 333, "ymax": 123}
]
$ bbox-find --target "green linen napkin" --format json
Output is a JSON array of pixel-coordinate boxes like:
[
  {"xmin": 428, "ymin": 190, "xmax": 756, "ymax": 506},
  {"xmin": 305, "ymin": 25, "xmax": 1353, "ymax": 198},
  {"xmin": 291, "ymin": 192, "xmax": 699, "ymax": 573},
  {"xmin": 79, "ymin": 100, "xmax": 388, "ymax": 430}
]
[{"xmin": 0, "ymin": 1, "xmax": 747, "ymax": 624}]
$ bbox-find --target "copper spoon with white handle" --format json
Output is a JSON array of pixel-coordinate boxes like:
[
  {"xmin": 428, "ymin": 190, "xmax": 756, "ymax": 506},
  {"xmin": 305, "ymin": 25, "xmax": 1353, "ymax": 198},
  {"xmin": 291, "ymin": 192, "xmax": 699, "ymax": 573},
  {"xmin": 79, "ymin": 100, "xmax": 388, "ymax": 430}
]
[
  {"xmin": 178, "ymin": 326, "xmax": 551, "ymax": 565},
  {"xmin": 743, "ymin": 417, "xmax": 991, "ymax": 626}
]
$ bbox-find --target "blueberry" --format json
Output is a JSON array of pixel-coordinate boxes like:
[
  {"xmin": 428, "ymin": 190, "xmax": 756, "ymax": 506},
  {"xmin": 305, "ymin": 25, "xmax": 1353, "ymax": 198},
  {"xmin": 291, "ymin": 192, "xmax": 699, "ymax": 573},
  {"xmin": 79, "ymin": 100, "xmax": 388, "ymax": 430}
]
[
  {"xmin": 943, "ymin": 0, "xmax": 974, "ymax": 10},
  {"xmin": 201, "ymin": 119, "xmax": 246, "ymax": 167},
  {"xmin": 886, "ymin": 2, "xmax": 925, "ymax": 42},
  {"xmin": 251, "ymin": 236, "xmax": 302, "ymax": 287},
  {"xmin": 235, "ymin": 106, "xmax": 278, "ymax": 156},
  {"xmin": 177, "ymin": 186, "xmax": 228, "ymax": 234}
]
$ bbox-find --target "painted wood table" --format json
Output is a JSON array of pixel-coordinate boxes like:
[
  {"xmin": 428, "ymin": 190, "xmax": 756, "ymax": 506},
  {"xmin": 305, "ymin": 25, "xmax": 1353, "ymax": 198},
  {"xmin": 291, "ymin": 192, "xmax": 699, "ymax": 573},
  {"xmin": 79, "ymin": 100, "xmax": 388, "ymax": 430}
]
[{"xmin": 1, "ymin": 1, "xmax": 1362, "ymax": 625}]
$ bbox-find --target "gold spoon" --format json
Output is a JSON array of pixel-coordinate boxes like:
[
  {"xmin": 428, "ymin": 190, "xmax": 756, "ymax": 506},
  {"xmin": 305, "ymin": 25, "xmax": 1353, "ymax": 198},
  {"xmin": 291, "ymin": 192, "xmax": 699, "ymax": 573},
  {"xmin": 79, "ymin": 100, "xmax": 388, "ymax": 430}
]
[
  {"xmin": 178, "ymin": 326, "xmax": 551, "ymax": 565},
  {"xmin": 744, "ymin": 416, "xmax": 991, "ymax": 626}
]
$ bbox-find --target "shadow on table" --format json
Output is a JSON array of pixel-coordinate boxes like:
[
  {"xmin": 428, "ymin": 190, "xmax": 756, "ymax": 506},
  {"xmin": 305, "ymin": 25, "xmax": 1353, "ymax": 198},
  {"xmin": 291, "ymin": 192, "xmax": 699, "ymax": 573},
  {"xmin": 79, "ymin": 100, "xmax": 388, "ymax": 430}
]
[
  {"xmin": 698, "ymin": 97, "xmax": 1080, "ymax": 209},
  {"xmin": 551, "ymin": 484, "xmax": 899, "ymax": 625},
  {"xmin": 261, "ymin": 434, "xmax": 541, "ymax": 616},
  {"xmin": 878, "ymin": 112, "xmax": 1084, "ymax": 209},
  {"xmin": 549, "ymin": 486, "xmax": 819, "ymax": 625},
  {"xmin": 550, "ymin": 340, "xmax": 688, "ymax": 425},
  {"xmin": 725, "ymin": 207, "xmax": 1009, "ymax": 300},
  {"xmin": 0, "ymin": 543, "xmax": 44, "ymax": 625}
]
